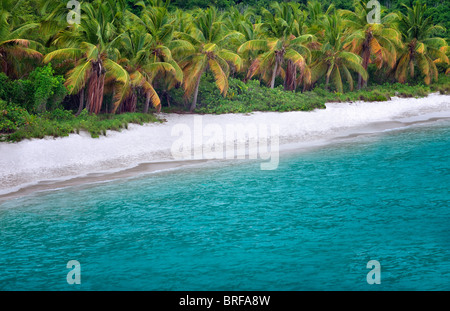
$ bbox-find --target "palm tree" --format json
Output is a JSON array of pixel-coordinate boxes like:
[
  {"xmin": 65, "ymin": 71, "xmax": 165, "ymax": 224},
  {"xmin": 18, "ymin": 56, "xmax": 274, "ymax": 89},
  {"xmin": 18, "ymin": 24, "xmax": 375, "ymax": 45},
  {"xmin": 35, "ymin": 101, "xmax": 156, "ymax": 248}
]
[
  {"xmin": 393, "ymin": 2, "xmax": 449, "ymax": 85},
  {"xmin": 171, "ymin": 7, "xmax": 194, "ymax": 34},
  {"xmin": 176, "ymin": 7, "xmax": 242, "ymax": 112},
  {"xmin": 223, "ymin": 7, "xmax": 265, "ymax": 78},
  {"xmin": 307, "ymin": 12, "xmax": 368, "ymax": 93},
  {"xmin": 0, "ymin": 0, "xmax": 42, "ymax": 78},
  {"xmin": 224, "ymin": 6, "xmax": 259, "ymax": 37},
  {"xmin": 306, "ymin": 0, "xmax": 335, "ymax": 35},
  {"xmin": 340, "ymin": 0, "xmax": 402, "ymax": 88},
  {"xmin": 238, "ymin": 2, "xmax": 312, "ymax": 91},
  {"xmin": 43, "ymin": 0, "xmax": 130, "ymax": 114},
  {"xmin": 438, "ymin": 46, "xmax": 450, "ymax": 75},
  {"xmin": 115, "ymin": 5, "xmax": 189, "ymax": 114},
  {"xmin": 114, "ymin": 28, "xmax": 161, "ymax": 114},
  {"xmin": 139, "ymin": 5, "xmax": 194, "ymax": 111}
]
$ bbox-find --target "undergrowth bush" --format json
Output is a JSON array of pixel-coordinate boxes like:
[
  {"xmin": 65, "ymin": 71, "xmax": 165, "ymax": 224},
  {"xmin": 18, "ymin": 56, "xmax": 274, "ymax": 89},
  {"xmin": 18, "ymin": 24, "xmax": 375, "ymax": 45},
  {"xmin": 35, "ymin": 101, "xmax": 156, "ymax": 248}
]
[{"xmin": 1, "ymin": 107, "xmax": 162, "ymax": 142}]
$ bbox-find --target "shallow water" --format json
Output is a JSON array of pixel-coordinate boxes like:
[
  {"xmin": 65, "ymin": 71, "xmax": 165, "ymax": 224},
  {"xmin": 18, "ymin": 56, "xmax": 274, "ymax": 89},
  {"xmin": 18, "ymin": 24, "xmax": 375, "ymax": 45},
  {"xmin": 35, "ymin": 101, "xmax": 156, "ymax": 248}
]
[{"xmin": 0, "ymin": 120, "xmax": 449, "ymax": 290}]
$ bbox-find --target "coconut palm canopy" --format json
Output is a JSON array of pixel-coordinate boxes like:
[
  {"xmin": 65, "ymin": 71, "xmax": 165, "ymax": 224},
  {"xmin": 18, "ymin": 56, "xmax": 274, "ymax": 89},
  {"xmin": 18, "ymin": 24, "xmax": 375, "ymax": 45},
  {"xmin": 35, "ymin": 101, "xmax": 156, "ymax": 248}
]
[
  {"xmin": 392, "ymin": 2, "xmax": 449, "ymax": 85},
  {"xmin": 0, "ymin": 0, "xmax": 448, "ymax": 113},
  {"xmin": 0, "ymin": 0, "xmax": 42, "ymax": 78}
]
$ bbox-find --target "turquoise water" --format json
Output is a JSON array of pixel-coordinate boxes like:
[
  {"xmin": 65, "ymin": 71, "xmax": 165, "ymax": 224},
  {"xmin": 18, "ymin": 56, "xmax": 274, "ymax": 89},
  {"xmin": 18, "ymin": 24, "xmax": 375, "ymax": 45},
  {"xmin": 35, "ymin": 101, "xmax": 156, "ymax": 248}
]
[{"xmin": 0, "ymin": 121, "xmax": 449, "ymax": 291}]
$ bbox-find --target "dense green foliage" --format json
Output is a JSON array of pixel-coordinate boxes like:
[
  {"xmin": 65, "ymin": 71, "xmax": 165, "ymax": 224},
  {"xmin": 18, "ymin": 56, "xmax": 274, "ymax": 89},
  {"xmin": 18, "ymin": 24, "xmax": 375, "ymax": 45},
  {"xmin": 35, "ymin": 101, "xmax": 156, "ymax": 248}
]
[
  {"xmin": 0, "ymin": 0, "xmax": 449, "ymax": 142},
  {"xmin": 165, "ymin": 73, "xmax": 450, "ymax": 114},
  {"xmin": 0, "ymin": 65, "xmax": 66, "ymax": 113},
  {"xmin": 0, "ymin": 100, "xmax": 161, "ymax": 141},
  {"xmin": 166, "ymin": 0, "xmax": 449, "ymax": 38}
]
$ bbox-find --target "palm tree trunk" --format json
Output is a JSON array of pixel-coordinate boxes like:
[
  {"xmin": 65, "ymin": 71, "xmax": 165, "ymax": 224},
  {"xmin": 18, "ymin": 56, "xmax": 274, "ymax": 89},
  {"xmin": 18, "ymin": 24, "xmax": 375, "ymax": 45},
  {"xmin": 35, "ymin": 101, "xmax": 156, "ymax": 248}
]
[
  {"xmin": 87, "ymin": 61, "xmax": 106, "ymax": 114},
  {"xmin": 143, "ymin": 93, "xmax": 150, "ymax": 114},
  {"xmin": 271, "ymin": 50, "xmax": 285, "ymax": 89},
  {"xmin": 270, "ymin": 60, "xmax": 279, "ymax": 89},
  {"xmin": 76, "ymin": 88, "xmax": 85, "ymax": 116},
  {"xmin": 325, "ymin": 66, "xmax": 331, "ymax": 90},
  {"xmin": 87, "ymin": 74, "xmax": 96, "ymax": 113},
  {"xmin": 284, "ymin": 60, "xmax": 297, "ymax": 91},
  {"xmin": 359, "ymin": 48, "xmax": 370, "ymax": 89},
  {"xmin": 357, "ymin": 73, "xmax": 363, "ymax": 89},
  {"xmin": 122, "ymin": 88, "xmax": 137, "ymax": 113},
  {"xmin": 190, "ymin": 74, "xmax": 202, "ymax": 112},
  {"xmin": 130, "ymin": 91, "xmax": 137, "ymax": 112},
  {"xmin": 96, "ymin": 73, "xmax": 105, "ymax": 114},
  {"xmin": 166, "ymin": 91, "xmax": 171, "ymax": 107},
  {"xmin": 359, "ymin": 34, "xmax": 372, "ymax": 89}
]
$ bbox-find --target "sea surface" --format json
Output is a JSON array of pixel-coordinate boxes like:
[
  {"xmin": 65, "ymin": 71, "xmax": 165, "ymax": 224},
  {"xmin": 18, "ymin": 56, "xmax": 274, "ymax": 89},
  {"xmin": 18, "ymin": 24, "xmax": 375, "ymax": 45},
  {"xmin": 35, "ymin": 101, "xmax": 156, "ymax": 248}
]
[{"xmin": 0, "ymin": 119, "xmax": 449, "ymax": 290}]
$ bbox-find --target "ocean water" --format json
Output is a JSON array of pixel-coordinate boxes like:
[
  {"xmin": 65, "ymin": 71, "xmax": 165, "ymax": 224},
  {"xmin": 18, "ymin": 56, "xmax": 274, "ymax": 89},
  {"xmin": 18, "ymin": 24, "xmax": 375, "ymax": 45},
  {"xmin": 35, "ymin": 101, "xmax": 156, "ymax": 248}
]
[{"xmin": 0, "ymin": 120, "xmax": 449, "ymax": 291}]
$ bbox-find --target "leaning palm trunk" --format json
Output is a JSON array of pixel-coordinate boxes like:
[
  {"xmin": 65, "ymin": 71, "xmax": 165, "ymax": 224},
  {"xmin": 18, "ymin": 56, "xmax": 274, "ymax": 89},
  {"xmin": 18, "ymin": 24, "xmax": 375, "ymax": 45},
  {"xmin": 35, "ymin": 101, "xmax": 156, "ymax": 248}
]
[
  {"xmin": 143, "ymin": 93, "xmax": 161, "ymax": 113},
  {"xmin": 190, "ymin": 74, "xmax": 202, "ymax": 112},
  {"xmin": 270, "ymin": 51, "xmax": 284, "ymax": 89},
  {"xmin": 270, "ymin": 61, "xmax": 279, "ymax": 89},
  {"xmin": 325, "ymin": 66, "xmax": 331, "ymax": 90}
]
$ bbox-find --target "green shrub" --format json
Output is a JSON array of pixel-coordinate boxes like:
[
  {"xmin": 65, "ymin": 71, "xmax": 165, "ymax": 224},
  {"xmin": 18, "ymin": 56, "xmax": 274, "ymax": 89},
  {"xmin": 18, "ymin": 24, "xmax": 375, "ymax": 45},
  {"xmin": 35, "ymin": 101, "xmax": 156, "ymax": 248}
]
[
  {"xmin": 28, "ymin": 64, "xmax": 67, "ymax": 113},
  {"xmin": 174, "ymin": 76, "xmax": 327, "ymax": 114},
  {"xmin": 358, "ymin": 91, "xmax": 390, "ymax": 102},
  {"xmin": 0, "ymin": 73, "xmax": 8, "ymax": 99},
  {"xmin": 0, "ymin": 101, "xmax": 31, "ymax": 134},
  {"xmin": 0, "ymin": 103, "xmax": 162, "ymax": 142},
  {"xmin": 0, "ymin": 64, "xmax": 67, "ymax": 114},
  {"xmin": 43, "ymin": 108, "xmax": 75, "ymax": 121}
]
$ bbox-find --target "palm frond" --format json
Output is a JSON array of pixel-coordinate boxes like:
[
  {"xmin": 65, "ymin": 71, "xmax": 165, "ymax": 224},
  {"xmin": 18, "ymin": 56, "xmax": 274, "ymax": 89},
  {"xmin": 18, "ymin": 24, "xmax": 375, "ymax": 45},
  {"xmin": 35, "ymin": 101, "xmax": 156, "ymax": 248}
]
[
  {"xmin": 217, "ymin": 49, "xmax": 242, "ymax": 71},
  {"xmin": 331, "ymin": 65, "xmax": 343, "ymax": 93},
  {"xmin": 238, "ymin": 40, "xmax": 268, "ymax": 54},
  {"xmin": 144, "ymin": 61, "xmax": 176, "ymax": 80},
  {"xmin": 284, "ymin": 48, "xmax": 306, "ymax": 71},
  {"xmin": 208, "ymin": 59, "xmax": 228, "ymax": 96},
  {"xmin": 182, "ymin": 55, "xmax": 207, "ymax": 99},
  {"xmin": 43, "ymin": 48, "xmax": 82, "ymax": 63},
  {"xmin": 65, "ymin": 61, "xmax": 92, "ymax": 95}
]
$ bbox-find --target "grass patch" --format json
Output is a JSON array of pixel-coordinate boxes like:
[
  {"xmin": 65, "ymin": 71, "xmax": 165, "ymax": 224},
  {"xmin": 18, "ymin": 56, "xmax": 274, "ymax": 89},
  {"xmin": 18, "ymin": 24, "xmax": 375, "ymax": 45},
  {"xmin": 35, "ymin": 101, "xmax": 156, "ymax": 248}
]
[{"xmin": 1, "ymin": 106, "xmax": 163, "ymax": 142}]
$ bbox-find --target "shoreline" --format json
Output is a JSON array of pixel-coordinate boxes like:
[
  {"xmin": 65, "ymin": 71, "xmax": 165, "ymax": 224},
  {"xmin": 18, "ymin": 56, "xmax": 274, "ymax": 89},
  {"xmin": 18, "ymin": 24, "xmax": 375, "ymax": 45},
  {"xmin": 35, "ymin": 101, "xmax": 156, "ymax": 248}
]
[
  {"xmin": 1, "ymin": 94, "xmax": 449, "ymax": 202},
  {"xmin": 0, "ymin": 159, "xmax": 210, "ymax": 202}
]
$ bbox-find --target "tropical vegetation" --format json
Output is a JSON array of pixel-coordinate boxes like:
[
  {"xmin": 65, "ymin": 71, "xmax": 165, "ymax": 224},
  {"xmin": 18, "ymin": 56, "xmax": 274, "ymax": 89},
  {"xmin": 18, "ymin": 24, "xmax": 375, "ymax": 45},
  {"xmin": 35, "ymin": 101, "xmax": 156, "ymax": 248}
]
[{"xmin": 0, "ymin": 0, "xmax": 449, "ymax": 141}]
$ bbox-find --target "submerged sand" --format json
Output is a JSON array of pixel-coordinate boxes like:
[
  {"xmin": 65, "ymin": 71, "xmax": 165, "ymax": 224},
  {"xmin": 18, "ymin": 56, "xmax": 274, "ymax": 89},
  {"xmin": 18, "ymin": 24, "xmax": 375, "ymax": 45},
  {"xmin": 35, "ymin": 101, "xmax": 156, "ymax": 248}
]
[{"xmin": 1, "ymin": 94, "xmax": 449, "ymax": 201}]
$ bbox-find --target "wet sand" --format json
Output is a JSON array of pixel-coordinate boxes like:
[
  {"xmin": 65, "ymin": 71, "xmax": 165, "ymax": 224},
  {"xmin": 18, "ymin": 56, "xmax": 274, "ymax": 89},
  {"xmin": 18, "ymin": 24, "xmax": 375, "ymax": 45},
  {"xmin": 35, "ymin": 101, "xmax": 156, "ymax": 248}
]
[{"xmin": 0, "ymin": 159, "xmax": 209, "ymax": 202}]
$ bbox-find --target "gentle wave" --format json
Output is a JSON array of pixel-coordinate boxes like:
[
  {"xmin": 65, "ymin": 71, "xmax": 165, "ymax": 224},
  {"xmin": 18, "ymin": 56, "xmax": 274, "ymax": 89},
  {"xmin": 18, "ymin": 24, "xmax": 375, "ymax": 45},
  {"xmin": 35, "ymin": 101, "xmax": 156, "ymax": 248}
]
[{"xmin": 1, "ymin": 119, "xmax": 449, "ymax": 290}]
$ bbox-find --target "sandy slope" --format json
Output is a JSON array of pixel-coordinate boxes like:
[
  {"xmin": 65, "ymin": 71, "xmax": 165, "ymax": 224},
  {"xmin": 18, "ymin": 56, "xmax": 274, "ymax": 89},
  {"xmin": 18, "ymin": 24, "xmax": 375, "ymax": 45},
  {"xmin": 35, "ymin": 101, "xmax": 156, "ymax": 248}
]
[{"xmin": 0, "ymin": 94, "xmax": 449, "ymax": 197}]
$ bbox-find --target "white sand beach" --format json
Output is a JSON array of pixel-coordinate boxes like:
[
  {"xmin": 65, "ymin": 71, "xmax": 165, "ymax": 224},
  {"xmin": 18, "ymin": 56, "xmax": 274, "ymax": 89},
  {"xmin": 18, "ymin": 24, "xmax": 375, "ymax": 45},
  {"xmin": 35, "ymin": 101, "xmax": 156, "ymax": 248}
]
[{"xmin": 1, "ymin": 93, "xmax": 449, "ymax": 199}]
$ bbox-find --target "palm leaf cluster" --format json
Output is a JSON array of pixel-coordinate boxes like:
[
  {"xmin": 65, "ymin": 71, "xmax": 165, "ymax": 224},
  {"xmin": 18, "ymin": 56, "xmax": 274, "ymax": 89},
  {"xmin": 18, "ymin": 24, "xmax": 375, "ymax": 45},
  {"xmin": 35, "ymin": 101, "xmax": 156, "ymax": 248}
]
[{"xmin": 0, "ymin": 0, "xmax": 448, "ymax": 114}]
